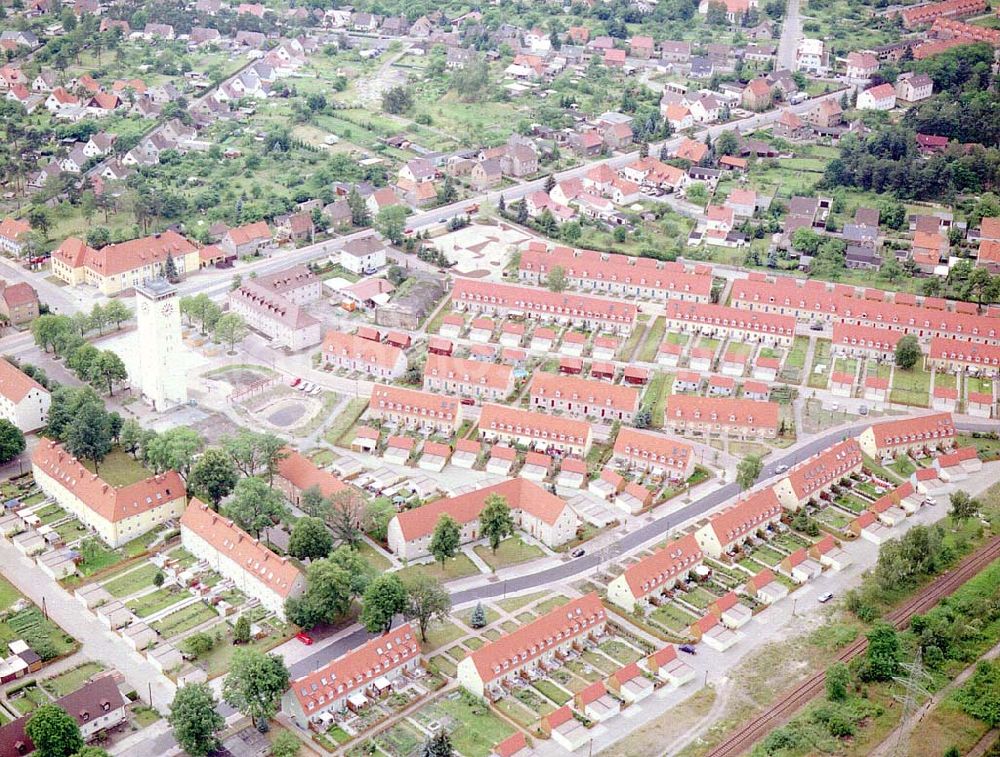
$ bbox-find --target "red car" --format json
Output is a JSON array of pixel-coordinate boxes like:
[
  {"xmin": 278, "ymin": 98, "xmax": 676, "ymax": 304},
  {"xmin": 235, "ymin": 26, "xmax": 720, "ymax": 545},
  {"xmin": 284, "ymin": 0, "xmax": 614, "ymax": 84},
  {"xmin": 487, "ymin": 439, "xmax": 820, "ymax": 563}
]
[
  {"xmin": 296, "ymin": 632, "xmax": 314, "ymax": 645},
  {"xmin": 290, "ymin": 377, "xmax": 302, "ymax": 387},
  {"xmin": 460, "ymin": 397, "xmax": 476, "ymax": 406}
]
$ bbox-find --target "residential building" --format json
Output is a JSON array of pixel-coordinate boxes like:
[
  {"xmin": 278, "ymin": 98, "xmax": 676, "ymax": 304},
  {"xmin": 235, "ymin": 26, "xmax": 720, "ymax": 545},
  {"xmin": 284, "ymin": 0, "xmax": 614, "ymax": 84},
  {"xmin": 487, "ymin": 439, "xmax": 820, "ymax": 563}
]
[
  {"xmin": 895, "ymin": 72, "xmax": 933, "ymax": 102},
  {"xmin": 771, "ymin": 439, "xmax": 863, "ymax": 509},
  {"xmin": 831, "ymin": 324, "xmax": 903, "ymax": 358},
  {"xmin": 845, "ymin": 51, "xmax": 878, "ymax": 79},
  {"xmin": 0, "ymin": 676, "xmax": 126, "ymax": 754},
  {"xmin": 858, "ymin": 412, "xmax": 955, "ymax": 459},
  {"xmin": 611, "ymin": 428, "xmax": 695, "ymax": 481},
  {"xmin": 0, "ymin": 282, "xmax": 40, "ymax": 326},
  {"xmin": 607, "ymin": 534, "xmax": 703, "ymax": 612},
  {"xmin": 51, "ymin": 230, "xmax": 199, "ymax": 295},
  {"xmin": 32, "ymin": 440, "xmax": 186, "ymax": 548},
  {"xmin": 665, "ymin": 395, "xmax": 780, "ymax": 439},
  {"xmin": 451, "ymin": 279, "xmax": 637, "ymax": 335},
  {"xmin": 387, "ymin": 479, "xmax": 579, "ymax": 560},
  {"xmin": 0, "ymin": 217, "xmax": 31, "ymax": 256},
  {"xmin": 478, "ymin": 403, "xmax": 592, "ymax": 456},
  {"xmin": 369, "ymin": 385, "xmax": 462, "ymax": 434},
  {"xmin": 322, "ymin": 332, "xmax": 407, "ymax": 379},
  {"xmin": 340, "ymin": 236, "xmax": 388, "ymax": 275},
  {"xmin": 900, "ymin": 0, "xmax": 986, "ymax": 29},
  {"xmin": 283, "ymin": 624, "xmax": 420, "ymax": 725},
  {"xmin": 927, "ymin": 337, "xmax": 1000, "ymax": 377},
  {"xmin": 423, "ymin": 354, "xmax": 514, "ymax": 402},
  {"xmin": 529, "ymin": 373, "xmax": 640, "ymax": 423},
  {"xmin": 664, "ymin": 302, "xmax": 796, "ymax": 348},
  {"xmin": 228, "ymin": 275, "xmax": 321, "ymax": 351},
  {"xmin": 275, "ymin": 449, "xmax": 349, "ymax": 507},
  {"xmin": 741, "ymin": 78, "xmax": 772, "ymax": 111},
  {"xmin": 457, "ymin": 593, "xmax": 606, "ymax": 699},
  {"xmin": 795, "ymin": 38, "xmax": 826, "ymax": 73},
  {"xmin": 221, "ymin": 221, "xmax": 272, "ymax": 257},
  {"xmin": 695, "ymin": 488, "xmax": 783, "ymax": 557},
  {"xmin": 0, "ymin": 358, "xmax": 50, "ymax": 432},
  {"xmin": 180, "ymin": 500, "xmax": 304, "ymax": 619},
  {"xmin": 857, "ymin": 83, "xmax": 896, "ymax": 110}
]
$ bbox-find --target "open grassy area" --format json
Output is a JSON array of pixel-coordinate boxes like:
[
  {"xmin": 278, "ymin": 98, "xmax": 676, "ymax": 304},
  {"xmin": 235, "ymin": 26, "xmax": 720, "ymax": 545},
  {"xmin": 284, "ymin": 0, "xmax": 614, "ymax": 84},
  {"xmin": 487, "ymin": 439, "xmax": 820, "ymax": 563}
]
[
  {"xmin": 102, "ymin": 563, "xmax": 160, "ymax": 598},
  {"xmin": 473, "ymin": 537, "xmax": 544, "ymax": 571},
  {"xmin": 396, "ymin": 553, "xmax": 480, "ymax": 584},
  {"xmin": 956, "ymin": 433, "xmax": 1000, "ymax": 461},
  {"xmin": 642, "ymin": 371, "xmax": 674, "ymax": 428},
  {"xmin": 496, "ymin": 591, "xmax": 548, "ymax": 613},
  {"xmin": 421, "ymin": 619, "xmax": 466, "ymax": 653},
  {"xmin": 324, "ymin": 397, "xmax": 371, "ymax": 447},
  {"xmin": 807, "ymin": 339, "xmax": 833, "ymax": 389},
  {"xmin": 636, "ymin": 317, "xmax": 667, "ymax": 362},
  {"xmin": 355, "ymin": 541, "xmax": 392, "ymax": 572},
  {"xmin": 618, "ymin": 323, "xmax": 647, "ymax": 362},
  {"xmin": 152, "ymin": 602, "xmax": 217, "ymax": 638},
  {"xmin": 80, "ymin": 448, "xmax": 151, "ymax": 487},
  {"xmin": 0, "ymin": 576, "xmax": 21, "ymax": 610},
  {"xmin": 966, "ymin": 376, "xmax": 993, "ymax": 396},
  {"xmin": 890, "ymin": 363, "xmax": 932, "ymax": 407},
  {"xmin": 128, "ymin": 588, "xmax": 190, "ymax": 618},
  {"xmin": 41, "ymin": 662, "xmax": 105, "ymax": 698},
  {"xmin": 420, "ymin": 692, "xmax": 515, "ymax": 757},
  {"xmin": 74, "ymin": 540, "xmax": 122, "ymax": 577}
]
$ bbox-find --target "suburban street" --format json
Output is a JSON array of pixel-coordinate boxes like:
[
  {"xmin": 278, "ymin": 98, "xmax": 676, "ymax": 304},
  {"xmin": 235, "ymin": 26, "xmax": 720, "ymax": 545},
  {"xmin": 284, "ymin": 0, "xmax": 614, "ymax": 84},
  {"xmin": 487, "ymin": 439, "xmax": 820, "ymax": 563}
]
[{"xmin": 777, "ymin": 0, "xmax": 805, "ymax": 72}]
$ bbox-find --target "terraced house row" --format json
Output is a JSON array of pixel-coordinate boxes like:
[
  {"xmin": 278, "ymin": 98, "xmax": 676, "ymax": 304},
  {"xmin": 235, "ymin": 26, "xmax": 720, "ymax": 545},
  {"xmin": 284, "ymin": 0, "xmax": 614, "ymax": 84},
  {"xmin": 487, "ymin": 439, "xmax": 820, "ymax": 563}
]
[
  {"xmin": 422, "ymin": 353, "xmax": 515, "ymax": 402},
  {"xmin": 478, "ymin": 403, "xmax": 593, "ymax": 456},
  {"xmin": 529, "ymin": 372, "xmax": 641, "ymax": 423},
  {"xmin": 664, "ymin": 301, "xmax": 797, "ymax": 348},
  {"xmin": 368, "ymin": 385, "xmax": 463, "ymax": 434},
  {"xmin": 518, "ymin": 241, "xmax": 714, "ymax": 302},
  {"xmin": 451, "ymin": 278, "xmax": 638, "ymax": 335}
]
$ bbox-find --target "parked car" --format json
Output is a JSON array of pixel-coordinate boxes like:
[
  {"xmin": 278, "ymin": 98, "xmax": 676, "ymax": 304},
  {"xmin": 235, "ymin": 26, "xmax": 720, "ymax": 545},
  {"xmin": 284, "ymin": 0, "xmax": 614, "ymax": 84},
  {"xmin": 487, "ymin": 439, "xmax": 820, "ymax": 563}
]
[
  {"xmin": 296, "ymin": 633, "xmax": 314, "ymax": 645},
  {"xmin": 290, "ymin": 377, "xmax": 302, "ymax": 387},
  {"xmin": 774, "ymin": 464, "xmax": 788, "ymax": 474},
  {"xmin": 679, "ymin": 644, "xmax": 697, "ymax": 655},
  {"xmin": 571, "ymin": 548, "xmax": 586, "ymax": 558},
  {"xmin": 818, "ymin": 592, "xmax": 834, "ymax": 603},
  {"xmin": 460, "ymin": 397, "xmax": 475, "ymax": 406},
  {"xmin": 859, "ymin": 405, "xmax": 869, "ymax": 416}
]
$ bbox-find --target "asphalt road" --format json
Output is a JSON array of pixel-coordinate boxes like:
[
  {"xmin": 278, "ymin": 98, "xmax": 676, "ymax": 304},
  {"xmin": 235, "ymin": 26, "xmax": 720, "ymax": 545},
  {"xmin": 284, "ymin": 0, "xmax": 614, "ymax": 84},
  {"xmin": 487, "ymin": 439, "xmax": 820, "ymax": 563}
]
[
  {"xmin": 287, "ymin": 417, "xmax": 995, "ymax": 678},
  {"xmin": 776, "ymin": 0, "xmax": 804, "ymax": 72}
]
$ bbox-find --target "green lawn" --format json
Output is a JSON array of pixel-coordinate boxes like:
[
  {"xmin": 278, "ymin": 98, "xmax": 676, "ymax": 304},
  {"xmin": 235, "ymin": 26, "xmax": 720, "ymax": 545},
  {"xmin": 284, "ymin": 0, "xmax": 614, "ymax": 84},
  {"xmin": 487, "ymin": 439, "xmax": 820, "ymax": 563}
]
[
  {"xmin": 642, "ymin": 371, "xmax": 674, "ymax": 428},
  {"xmin": 651, "ymin": 603, "xmax": 698, "ymax": 634},
  {"xmin": 956, "ymin": 433, "xmax": 1000, "ymax": 462},
  {"xmin": 725, "ymin": 341, "xmax": 754, "ymax": 358},
  {"xmin": 152, "ymin": 602, "xmax": 217, "ymax": 638},
  {"xmin": 80, "ymin": 449, "xmax": 151, "ymax": 487},
  {"xmin": 472, "ymin": 537, "xmax": 543, "ymax": 571},
  {"xmin": 966, "ymin": 376, "xmax": 993, "ymax": 396},
  {"xmin": 323, "ymin": 397, "xmax": 371, "ymax": 447},
  {"xmin": 421, "ymin": 619, "xmax": 466, "ymax": 653},
  {"xmin": 395, "ymin": 553, "xmax": 480, "ymax": 584},
  {"xmin": 102, "ymin": 563, "xmax": 160, "ymax": 598},
  {"xmin": 460, "ymin": 604, "xmax": 501, "ymax": 629},
  {"xmin": 426, "ymin": 692, "xmax": 515, "ymax": 757},
  {"xmin": 636, "ymin": 317, "xmax": 666, "ymax": 362},
  {"xmin": 935, "ymin": 372, "xmax": 957, "ymax": 390},
  {"xmin": 534, "ymin": 595, "xmax": 570, "ymax": 614},
  {"xmin": 74, "ymin": 540, "xmax": 122, "ymax": 577},
  {"xmin": 496, "ymin": 591, "xmax": 547, "ymax": 613},
  {"xmin": 807, "ymin": 339, "xmax": 833, "ymax": 389},
  {"xmin": 618, "ymin": 324, "xmax": 647, "ymax": 361},
  {"xmin": 532, "ymin": 679, "xmax": 572, "ymax": 705},
  {"xmin": 599, "ymin": 639, "xmax": 643, "ymax": 665},
  {"xmin": 889, "ymin": 454, "xmax": 918, "ymax": 479},
  {"xmin": 0, "ymin": 576, "xmax": 21, "ymax": 610},
  {"xmin": 9, "ymin": 685, "xmax": 49, "ymax": 715},
  {"xmin": 890, "ymin": 364, "xmax": 932, "ymax": 407},
  {"xmin": 41, "ymin": 662, "xmax": 105, "ymax": 698},
  {"xmin": 786, "ymin": 337, "xmax": 810, "ymax": 369},
  {"xmin": 664, "ymin": 332, "xmax": 689, "ymax": 346},
  {"xmin": 356, "ymin": 541, "xmax": 392, "ymax": 572},
  {"xmin": 128, "ymin": 588, "xmax": 189, "ymax": 618}
]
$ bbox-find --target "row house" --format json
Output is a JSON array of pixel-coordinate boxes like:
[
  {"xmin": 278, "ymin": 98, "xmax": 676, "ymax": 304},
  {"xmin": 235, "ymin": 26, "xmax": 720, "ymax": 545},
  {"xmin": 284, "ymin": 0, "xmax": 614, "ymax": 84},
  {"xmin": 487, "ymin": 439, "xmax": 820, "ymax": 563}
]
[
  {"xmin": 457, "ymin": 593, "xmax": 606, "ymax": 699},
  {"xmin": 927, "ymin": 337, "xmax": 1000, "ymax": 377},
  {"xmin": 275, "ymin": 448, "xmax": 350, "ymax": 507},
  {"xmin": 518, "ymin": 242, "xmax": 712, "ymax": 302},
  {"xmin": 529, "ymin": 373, "xmax": 640, "ymax": 423},
  {"xmin": 730, "ymin": 277, "xmax": 1000, "ymax": 345},
  {"xmin": 900, "ymin": 0, "xmax": 986, "ymax": 28},
  {"xmin": 322, "ymin": 332, "xmax": 407, "ymax": 380},
  {"xmin": 423, "ymin": 354, "xmax": 515, "ymax": 402},
  {"xmin": 451, "ymin": 279, "xmax": 638, "ymax": 335},
  {"xmin": 858, "ymin": 412, "xmax": 955, "ymax": 460},
  {"xmin": 32, "ymin": 441, "xmax": 186, "ymax": 548},
  {"xmin": 479, "ymin": 403, "xmax": 592, "ymax": 457},
  {"xmin": 387, "ymin": 479, "xmax": 579, "ymax": 560},
  {"xmin": 607, "ymin": 534, "xmax": 703, "ymax": 612},
  {"xmin": 664, "ymin": 302, "xmax": 796, "ymax": 348},
  {"xmin": 284, "ymin": 625, "xmax": 420, "ymax": 725},
  {"xmin": 664, "ymin": 395, "xmax": 781, "ymax": 440},
  {"xmin": 180, "ymin": 500, "xmax": 305, "ymax": 619},
  {"xmin": 771, "ymin": 439, "xmax": 863, "ymax": 510},
  {"xmin": 695, "ymin": 488, "xmax": 783, "ymax": 558},
  {"xmin": 369, "ymin": 385, "xmax": 462, "ymax": 435},
  {"xmin": 611, "ymin": 428, "xmax": 695, "ymax": 481},
  {"xmin": 831, "ymin": 323, "xmax": 903, "ymax": 359}
]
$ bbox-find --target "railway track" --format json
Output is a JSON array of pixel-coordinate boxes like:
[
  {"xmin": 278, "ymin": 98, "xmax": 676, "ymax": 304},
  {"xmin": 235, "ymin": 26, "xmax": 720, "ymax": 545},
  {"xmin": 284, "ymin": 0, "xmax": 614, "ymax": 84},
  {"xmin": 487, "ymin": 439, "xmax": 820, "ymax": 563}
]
[{"xmin": 702, "ymin": 536, "xmax": 1000, "ymax": 757}]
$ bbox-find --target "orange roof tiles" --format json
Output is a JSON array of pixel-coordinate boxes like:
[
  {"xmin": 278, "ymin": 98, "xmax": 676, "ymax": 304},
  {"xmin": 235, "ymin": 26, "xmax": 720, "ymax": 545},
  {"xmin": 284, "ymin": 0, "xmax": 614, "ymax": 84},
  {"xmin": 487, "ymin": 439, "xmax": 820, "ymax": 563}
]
[
  {"xmin": 666, "ymin": 395, "xmax": 780, "ymax": 431},
  {"xmin": 227, "ymin": 221, "xmax": 271, "ymax": 246},
  {"xmin": 290, "ymin": 623, "xmax": 419, "ymax": 714},
  {"xmin": 465, "ymin": 593, "xmax": 605, "ymax": 684},
  {"xmin": 323, "ymin": 331, "xmax": 405, "ymax": 372},
  {"xmin": 425, "ymin": 353, "xmax": 513, "ymax": 392},
  {"xmin": 479, "ymin": 403, "xmax": 591, "ymax": 446},
  {"xmin": 620, "ymin": 533, "xmax": 702, "ymax": 599},
  {"xmin": 784, "ymin": 439, "xmax": 863, "ymax": 500},
  {"xmin": 666, "ymin": 301, "xmax": 796, "ymax": 339},
  {"xmin": 868, "ymin": 412, "xmax": 955, "ymax": 450},
  {"xmin": 371, "ymin": 385, "xmax": 460, "ymax": 424},
  {"xmin": 706, "ymin": 488, "xmax": 783, "ymax": 546},
  {"xmin": 0, "ymin": 358, "xmax": 46, "ymax": 403},
  {"xmin": 929, "ymin": 337, "xmax": 1000, "ymax": 369},
  {"xmin": 530, "ymin": 373, "xmax": 639, "ymax": 413},
  {"xmin": 833, "ymin": 323, "xmax": 903, "ymax": 354},
  {"xmin": 33, "ymin": 441, "xmax": 184, "ymax": 524},
  {"xmin": 613, "ymin": 428, "xmax": 693, "ymax": 474},
  {"xmin": 276, "ymin": 448, "xmax": 348, "ymax": 498}
]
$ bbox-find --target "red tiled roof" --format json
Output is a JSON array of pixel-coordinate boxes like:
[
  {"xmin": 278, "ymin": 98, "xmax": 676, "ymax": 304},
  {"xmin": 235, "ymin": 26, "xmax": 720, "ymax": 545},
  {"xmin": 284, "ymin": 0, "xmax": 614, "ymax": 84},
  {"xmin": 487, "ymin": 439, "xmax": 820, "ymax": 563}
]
[
  {"xmin": 580, "ymin": 680, "xmax": 608, "ymax": 704},
  {"xmin": 371, "ymin": 385, "xmax": 460, "ymax": 425},
  {"xmin": 833, "ymin": 323, "xmax": 903, "ymax": 354},
  {"xmin": 276, "ymin": 448, "xmax": 348, "ymax": 498},
  {"xmin": 531, "ymin": 373, "xmax": 639, "ymax": 413},
  {"xmin": 706, "ymin": 488, "xmax": 782, "ymax": 546},
  {"xmin": 494, "ymin": 732, "xmax": 528, "ymax": 757},
  {"xmin": 666, "ymin": 395, "xmax": 780, "ymax": 431},
  {"xmin": 937, "ymin": 446, "xmax": 977, "ymax": 467},
  {"xmin": 620, "ymin": 533, "xmax": 702, "ymax": 599},
  {"xmin": 929, "ymin": 337, "xmax": 1000, "ymax": 369},
  {"xmin": 466, "ymin": 593, "xmax": 605, "ymax": 684},
  {"xmin": 667, "ymin": 301, "xmax": 795, "ymax": 339},
  {"xmin": 33, "ymin": 441, "xmax": 184, "ymax": 524},
  {"xmin": 480, "ymin": 403, "xmax": 591, "ymax": 446},
  {"xmin": 453, "ymin": 279, "xmax": 638, "ymax": 328},
  {"xmin": 392, "ymin": 478, "xmax": 569, "ymax": 541},
  {"xmin": 290, "ymin": 624, "xmax": 419, "ymax": 714},
  {"xmin": 227, "ymin": 221, "xmax": 271, "ymax": 246},
  {"xmin": 784, "ymin": 439, "xmax": 863, "ymax": 500},
  {"xmin": 748, "ymin": 568, "xmax": 776, "ymax": 590},
  {"xmin": 425, "ymin": 354, "xmax": 513, "ymax": 392},
  {"xmin": 323, "ymin": 331, "xmax": 405, "ymax": 372},
  {"xmin": 0, "ymin": 358, "xmax": 45, "ymax": 403},
  {"xmin": 868, "ymin": 412, "xmax": 955, "ymax": 449},
  {"xmin": 54, "ymin": 230, "xmax": 195, "ymax": 278},
  {"xmin": 613, "ymin": 428, "xmax": 693, "ymax": 474}
]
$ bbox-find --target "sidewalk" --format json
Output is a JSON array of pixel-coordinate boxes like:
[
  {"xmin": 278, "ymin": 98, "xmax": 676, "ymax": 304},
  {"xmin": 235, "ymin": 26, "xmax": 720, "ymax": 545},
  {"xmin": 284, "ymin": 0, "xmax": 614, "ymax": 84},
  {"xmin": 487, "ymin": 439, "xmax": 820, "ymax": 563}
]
[{"xmin": 0, "ymin": 538, "xmax": 177, "ymax": 715}]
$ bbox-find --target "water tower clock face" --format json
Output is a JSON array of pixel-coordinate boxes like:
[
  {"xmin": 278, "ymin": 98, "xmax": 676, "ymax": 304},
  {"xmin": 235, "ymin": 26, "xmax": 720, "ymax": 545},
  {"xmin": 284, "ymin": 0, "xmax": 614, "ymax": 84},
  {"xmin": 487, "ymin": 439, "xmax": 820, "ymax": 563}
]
[{"xmin": 161, "ymin": 302, "xmax": 174, "ymax": 316}]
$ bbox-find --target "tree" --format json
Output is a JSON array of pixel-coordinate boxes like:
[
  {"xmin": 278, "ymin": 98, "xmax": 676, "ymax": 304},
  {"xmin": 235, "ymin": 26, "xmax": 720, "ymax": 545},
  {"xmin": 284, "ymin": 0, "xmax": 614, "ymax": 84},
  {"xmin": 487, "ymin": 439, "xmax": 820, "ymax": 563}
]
[
  {"xmin": 153, "ymin": 570, "xmax": 165, "ymax": 587},
  {"xmin": 469, "ymin": 602, "xmax": 486, "ymax": 629},
  {"xmin": 213, "ymin": 313, "xmax": 249, "ymax": 353},
  {"xmin": 895, "ymin": 334, "xmax": 921, "ymax": 370},
  {"xmin": 376, "ymin": 205, "xmax": 408, "ymax": 246},
  {"xmin": 366, "ymin": 497, "xmax": 395, "ymax": 542},
  {"xmin": 546, "ymin": 265, "xmax": 568, "ymax": 292},
  {"xmin": 544, "ymin": 173, "xmax": 556, "ymax": 192},
  {"xmin": 63, "ymin": 401, "xmax": 114, "ymax": 471},
  {"xmin": 404, "ymin": 573, "xmax": 451, "ymax": 642},
  {"xmin": 347, "ymin": 187, "xmax": 370, "ymax": 227},
  {"xmin": 222, "ymin": 431, "xmax": 286, "ymax": 479},
  {"xmin": 189, "ymin": 448, "xmax": 239, "ymax": 508},
  {"xmin": 956, "ymin": 660, "xmax": 1000, "ymax": 727},
  {"xmin": 948, "ymin": 489, "xmax": 978, "ymax": 524},
  {"xmin": 31, "ymin": 314, "xmax": 75, "ymax": 353},
  {"xmin": 168, "ymin": 683, "xmax": 224, "ymax": 757},
  {"xmin": 736, "ymin": 454, "xmax": 763, "ymax": 491},
  {"xmin": 288, "ymin": 517, "xmax": 333, "ymax": 561},
  {"xmin": 429, "ymin": 514, "xmax": 461, "ymax": 567},
  {"xmin": 421, "ymin": 730, "xmax": 454, "ymax": 757},
  {"xmin": 102, "ymin": 300, "xmax": 131, "ymax": 330},
  {"xmin": 225, "ymin": 477, "xmax": 287, "ymax": 540},
  {"xmin": 222, "ymin": 649, "xmax": 289, "ymax": 732},
  {"xmin": 270, "ymin": 730, "xmax": 302, "ymax": 757},
  {"xmin": 285, "ymin": 548, "xmax": 374, "ymax": 627},
  {"xmin": 0, "ymin": 419, "xmax": 25, "ymax": 464},
  {"xmin": 299, "ymin": 485, "xmax": 330, "ymax": 520},
  {"xmin": 164, "ymin": 253, "xmax": 178, "ymax": 282},
  {"xmin": 715, "ymin": 130, "xmax": 739, "ymax": 157},
  {"xmin": 859, "ymin": 622, "xmax": 900, "ymax": 682},
  {"xmin": 144, "ymin": 427, "xmax": 204, "ymax": 481},
  {"xmin": 25, "ymin": 705, "xmax": 83, "ymax": 757},
  {"xmin": 86, "ymin": 226, "xmax": 111, "ymax": 249},
  {"xmin": 119, "ymin": 418, "xmax": 144, "ymax": 459},
  {"xmin": 825, "ymin": 662, "xmax": 850, "ymax": 702},
  {"xmin": 437, "ymin": 175, "xmax": 457, "ymax": 205},
  {"xmin": 480, "ymin": 494, "xmax": 515, "ymax": 553},
  {"xmin": 382, "ymin": 85, "xmax": 413, "ymax": 114},
  {"xmin": 328, "ymin": 489, "xmax": 366, "ymax": 549},
  {"xmin": 233, "ymin": 614, "xmax": 251, "ymax": 645},
  {"xmin": 361, "ymin": 573, "xmax": 407, "ymax": 633}
]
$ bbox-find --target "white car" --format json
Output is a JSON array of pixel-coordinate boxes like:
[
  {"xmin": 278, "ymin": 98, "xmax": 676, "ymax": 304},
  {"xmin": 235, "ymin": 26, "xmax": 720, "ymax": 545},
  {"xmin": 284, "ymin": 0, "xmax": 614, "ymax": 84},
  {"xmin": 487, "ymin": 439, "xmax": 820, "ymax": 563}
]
[
  {"xmin": 818, "ymin": 592, "xmax": 834, "ymax": 603},
  {"xmin": 774, "ymin": 464, "xmax": 788, "ymax": 474}
]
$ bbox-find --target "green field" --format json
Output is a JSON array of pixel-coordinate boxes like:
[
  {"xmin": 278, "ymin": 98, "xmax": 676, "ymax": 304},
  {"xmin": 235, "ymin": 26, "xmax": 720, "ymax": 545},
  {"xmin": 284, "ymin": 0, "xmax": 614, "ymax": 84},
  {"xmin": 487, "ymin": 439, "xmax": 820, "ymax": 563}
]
[
  {"xmin": 473, "ymin": 537, "xmax": 544, "ymax": 571},
  {"xmin": 80, "ymin": 449, "xmax": 152, "ymax": 487},
  {"xmin": 890, "ymin": 364, "xmax": 932, "ymax": 407},
  {"xmin": 103, "ymin": 563, "xmax": 160, "ymax": 598}
]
